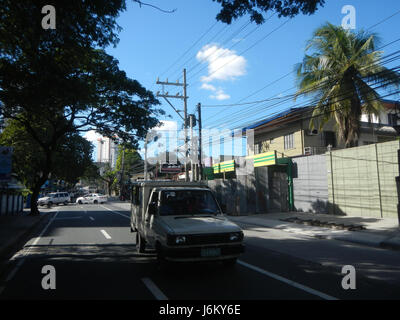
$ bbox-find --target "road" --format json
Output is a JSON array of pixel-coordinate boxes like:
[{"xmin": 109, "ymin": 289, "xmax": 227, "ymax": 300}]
[{"xmin": 0, "ymin": 203, "xmax": 399, "ymax": 300}]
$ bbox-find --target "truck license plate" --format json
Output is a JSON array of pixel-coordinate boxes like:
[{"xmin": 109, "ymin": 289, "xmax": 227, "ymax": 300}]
[{"xmin": 201, "ymin": 248, "xmax": 221, "ymax": 257}]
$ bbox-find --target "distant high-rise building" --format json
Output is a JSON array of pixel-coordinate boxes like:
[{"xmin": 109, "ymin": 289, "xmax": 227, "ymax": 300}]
[{"xmin": 97, "ymin": 137, "xmax": 117, "ymax": 168}]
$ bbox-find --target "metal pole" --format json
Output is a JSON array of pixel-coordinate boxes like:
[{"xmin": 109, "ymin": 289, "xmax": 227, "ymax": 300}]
[
  {"xmin": 183, "ymin": 69, "xmax": 189, "ymax": 182},
  {"xmin": 375, "ymin": 143, "xmax": 383, "ymax": 218},
  {"xmin": 144, "ymin": 139, "xmax": 148, "ymax": 180},
  {"xmin": 120, "ymin": 146, "xmax": 125, "ymax": 198},
  {"xmin": 190, "ymin": 114, "xmax": 194, "ymax": 181},
  {"xmin": 198, "ymin": 103, "xmax": 203, "ymax": 181}
]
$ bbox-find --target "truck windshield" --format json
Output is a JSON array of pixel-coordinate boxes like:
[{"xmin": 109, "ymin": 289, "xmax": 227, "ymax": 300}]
[{"xmin": 159, "ymin": 190, "xmax": 220, "ymax": 216}]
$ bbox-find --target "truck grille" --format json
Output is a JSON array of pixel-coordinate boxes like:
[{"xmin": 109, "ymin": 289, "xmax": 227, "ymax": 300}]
[{"xmin": 188, "ymin": 233, "xmax": 231, "ymax": 245}]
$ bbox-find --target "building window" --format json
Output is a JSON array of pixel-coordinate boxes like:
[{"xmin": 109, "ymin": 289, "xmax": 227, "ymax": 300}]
[
  {"xmin": 284, "ymin": 133, "xmax": 294, "ymax": 150},
  {"xmin": 323, "ymin": 131, "xmax": 336, "ymax": 148},
  {"xmin": 388, "ymin": 113, "xmax": 398, "ymax": 126}
]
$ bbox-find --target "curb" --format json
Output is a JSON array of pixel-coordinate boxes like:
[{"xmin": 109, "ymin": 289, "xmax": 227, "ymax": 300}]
[{"xmin": 229, "ymin": 216, "xmax": 400, "ymax": 252}]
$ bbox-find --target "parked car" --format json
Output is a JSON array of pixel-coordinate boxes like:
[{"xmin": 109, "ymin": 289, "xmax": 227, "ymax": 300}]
[
  {"xmin": 38, "ymin": 192, "xmax": 71, "ymax": 207},
  {"xmin": 75, "ymin": 193, "xmax": 108, "ymax": 204},
  {"xmin": 130, "ymin": 181, "xmax": 244, "ymax": 267}
]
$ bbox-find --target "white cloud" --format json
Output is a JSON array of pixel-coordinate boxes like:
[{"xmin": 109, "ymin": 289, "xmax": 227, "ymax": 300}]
[
  {"xmin": 201, "ymin": 83, "xmax": 216, "ymax": 91},
  {"xmin": 196, "ymin": 44, "xmax": 247, "ymax": 83},
  {"xmin": 83, "ymin": 130, "xmax": 102, "ymax": 142},
  {"xmin": 200, "ymin": 81, "xmax": 230, "ymax": 101},
  {"xmin": 210, "ymin": 89, "xmax": 230, "ymax": 101},
  {"xmin": 156, "ymin": 120, "xmax": 178, "ymax": 131}
]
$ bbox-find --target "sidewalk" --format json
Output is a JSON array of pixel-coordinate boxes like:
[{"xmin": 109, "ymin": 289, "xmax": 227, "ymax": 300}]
[
  {"xmin": 0, "ymin": 209, "xmax": 51, "ymax": 260},
  {"xmin": 228, "ymin": 211, "xmax": 400, "ymax": 251},
  {"xmin": 107, "ymin": 200, "xmax": 131, "ymax": 211}
]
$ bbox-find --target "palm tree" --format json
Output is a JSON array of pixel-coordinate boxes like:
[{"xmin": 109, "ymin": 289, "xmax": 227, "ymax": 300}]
[{"xmin": 295, "ymin": 23, "xmax": 400, "ymax": 147}]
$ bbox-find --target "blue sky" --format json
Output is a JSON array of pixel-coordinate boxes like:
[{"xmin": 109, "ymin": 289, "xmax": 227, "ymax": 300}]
[{"xmin": 86, "ymin": 0, "xmax": 400, "ymax": 159}]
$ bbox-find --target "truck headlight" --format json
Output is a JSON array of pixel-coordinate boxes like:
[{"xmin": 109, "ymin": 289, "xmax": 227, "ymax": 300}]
[
  {"xmin": 175, "ymin": 235, "xmax": 186, "ymax": 244},
  {"xmin": 229, "ymin": 232, "xmax": 243, "ymax": 241}
]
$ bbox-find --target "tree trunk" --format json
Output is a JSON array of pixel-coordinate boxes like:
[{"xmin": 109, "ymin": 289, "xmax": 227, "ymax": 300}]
[
  {"xmin": 29, "ymin": 183, "xmax": 42, "ymax": 215},
  {"xmin": 29, "ymin": 171, "xmax": 50, "ymax": 215}
]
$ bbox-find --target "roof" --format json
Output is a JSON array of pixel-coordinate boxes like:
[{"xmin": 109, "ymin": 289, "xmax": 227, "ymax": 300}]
[
  {"xmin": 380, "ymin": 99, "xmax": 400, "ymax": 110},
  {"xmin": 242, "ymin": 99, "xmax": 399, "ymax": 132},
  {"xmin": 242, "ymin": 106, "xmax": 311, "ymax": 132}
]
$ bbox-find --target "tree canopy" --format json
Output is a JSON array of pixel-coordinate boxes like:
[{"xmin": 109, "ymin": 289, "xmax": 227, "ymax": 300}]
[
  {"xmin": 295, "ymin": 23, "xmax": 400, "ymax": 146},
  {"xmin": 213, "ymin": 0, "xmax": 325, "ymax": 24},
  {"xmin": 0, "ymin": 119, "xmax": 94, "ymax": 190},
  {"xmin": 0, "ymin": 1, "xmax": 163, "ymax": 213}
]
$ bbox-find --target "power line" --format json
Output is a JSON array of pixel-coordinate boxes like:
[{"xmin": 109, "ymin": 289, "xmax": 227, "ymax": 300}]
[
  {"xmin": 202, "ymin": 43, "xmax": 400, "ymax": 128},
  {"xmin": 158, "ymin": 21, "xmax": 219, "ymax": 79},
  {"xmin": 197, "ymin": 9, "xmax": 400, "ymax": 125},
  {"xmin": 188, "ymin": 17, "xmax": 289, "ymax": 87}
]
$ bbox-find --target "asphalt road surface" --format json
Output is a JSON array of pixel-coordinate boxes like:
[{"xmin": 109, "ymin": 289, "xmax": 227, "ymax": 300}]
[{"xmin": 0, "ymin": 203, "xmax": 399, "ymax": 300}]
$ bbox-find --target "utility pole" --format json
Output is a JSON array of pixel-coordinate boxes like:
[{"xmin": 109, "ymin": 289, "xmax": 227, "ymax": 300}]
[
  {"xmin": 197, "ymin": 103, "xmax": 203, "ymax": 181},
  {"xmin": 156, "ymin": 69, "xmax": 189, "ymax": 181},
  {"xmin": 120, "ymin": 145, "xmax": 125, "ymax": 200},
  {"xmin": 144, "ymin": 139, "xmax": 148, "ymax": 180},
  {"xmin": 190, "ymin": 114, "xmax": 194, "ymax": 181}
]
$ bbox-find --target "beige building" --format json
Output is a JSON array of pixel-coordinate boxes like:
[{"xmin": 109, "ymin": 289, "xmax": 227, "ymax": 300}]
[{"xmin": 244, "ymin": 100, "xmax": 399, "ymax": 157}]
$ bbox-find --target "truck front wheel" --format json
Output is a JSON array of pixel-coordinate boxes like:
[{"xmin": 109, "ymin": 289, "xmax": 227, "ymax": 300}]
[
  {"xmin": 156, "ymin": 244, "xmax": 168, "ymax": 270},
  {"xmin": 136, "ymin": 232, "xmax": 146, "ymax": 253}
]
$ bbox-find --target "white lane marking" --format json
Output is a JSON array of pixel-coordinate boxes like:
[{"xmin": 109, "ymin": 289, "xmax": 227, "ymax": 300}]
[
  {"xmin": 100, "ymin": 229, "xmax": 112, "ymax": 239},
  {"xmin": 238, "ymin": 260, "xmax": 338, "ymax": 300},
  {"xmin": 142, "ymin": 278, "xmax": 168, "ymax": 300},
  {"xmin": 5, "ymin": 210, "xmax": 59, "ymax": 283},
  {"xmin": 101, "ymin": 205, "xmax": 130, "ymax": 219},
  {"xmin": 89, "ymin": 216, "xmax": 95, "ymax": 221}
]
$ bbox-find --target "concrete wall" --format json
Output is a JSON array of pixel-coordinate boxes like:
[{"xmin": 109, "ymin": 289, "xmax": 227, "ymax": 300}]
[
  {"xmin": 207, "ymin": 173, "xmax": 257, "ymax": 216},
  {"xmin": 327, "ymin": 140, "xmax": 399, "ymax": 218},
  {"xmin": 292, "ymin": 154, "xmax": 329, "ymax": 213}
]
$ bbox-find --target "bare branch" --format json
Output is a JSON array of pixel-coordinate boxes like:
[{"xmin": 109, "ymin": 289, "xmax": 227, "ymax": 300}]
[{"xmin": 132, "ymin": 0, "xmax": 176, "ymax": 14}]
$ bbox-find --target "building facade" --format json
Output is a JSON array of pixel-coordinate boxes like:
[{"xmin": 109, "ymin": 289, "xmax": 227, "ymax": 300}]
[
  {"xmin": 244, "ymin": 100, "xmax": 400, "ymax": 157},
  {"xmin": 96, "ymin": 137, "xmax": 118, "ymax": 168}
]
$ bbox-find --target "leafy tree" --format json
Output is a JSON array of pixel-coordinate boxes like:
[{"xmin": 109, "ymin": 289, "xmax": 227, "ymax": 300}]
[
  {"xmin": 99, "ymin": 163, "xmax": 118, "ymax": 196},
  {"xmin": 212, "ymin": 0, "xmax": 325, "ymax": 24},
  {"xmin": 0, "ymin": 1, "xmax": 163, "ymax": 214},
  {"xmin": 295, "ymin": 23, "xmax": 400, "ymax": 147},
  {"xmin": 0, "ymin": 119, "xmax": 94, "ymax": 199}
]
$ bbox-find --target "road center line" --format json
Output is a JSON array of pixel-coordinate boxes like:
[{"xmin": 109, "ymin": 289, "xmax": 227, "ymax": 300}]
[
  {"xmin": 100, "ymin": 229, "xmax": 112, "ymax": 239},
  {"xmin": 101, "ymin": 205, "xmax": 130, "ymax": 219},
  {"xmin": 142, "ymin": 278, "xmax": 168, "ymax": 300},
  {"xmin": 237, "ymin": 260, "xmax": 338, "ymax": 300}
]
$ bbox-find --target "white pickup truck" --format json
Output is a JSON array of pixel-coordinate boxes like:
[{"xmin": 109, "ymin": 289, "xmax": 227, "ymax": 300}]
[{"xmin": 130, "ymin": 181, "xmax": 244, "ymax": 267}]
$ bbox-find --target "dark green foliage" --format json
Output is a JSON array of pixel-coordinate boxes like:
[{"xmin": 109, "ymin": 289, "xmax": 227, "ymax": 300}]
[{"xmin": 212, "ymin": 0, "xmax": 325, "ymax": 24}]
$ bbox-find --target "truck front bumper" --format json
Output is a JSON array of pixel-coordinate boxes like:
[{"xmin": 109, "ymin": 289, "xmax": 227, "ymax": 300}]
[{"xmin": 162, "ymin": 243, "xmax": 245, "ymax": 262}]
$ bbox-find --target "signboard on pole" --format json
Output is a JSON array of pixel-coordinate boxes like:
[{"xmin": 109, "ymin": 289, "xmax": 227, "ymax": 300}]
[
  {"xmin": 160, "ymin": 163, "xmax": 182, "ymax": 173},
  {"xmin": 0, "ymin": 146, "xmax": 12, "ymax": 182}
]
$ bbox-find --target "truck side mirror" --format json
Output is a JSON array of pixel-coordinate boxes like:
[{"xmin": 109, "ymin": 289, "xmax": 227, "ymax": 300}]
[{"xmin": 220, "ymin": 204, "xmax": 227, "ymax": 213}]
